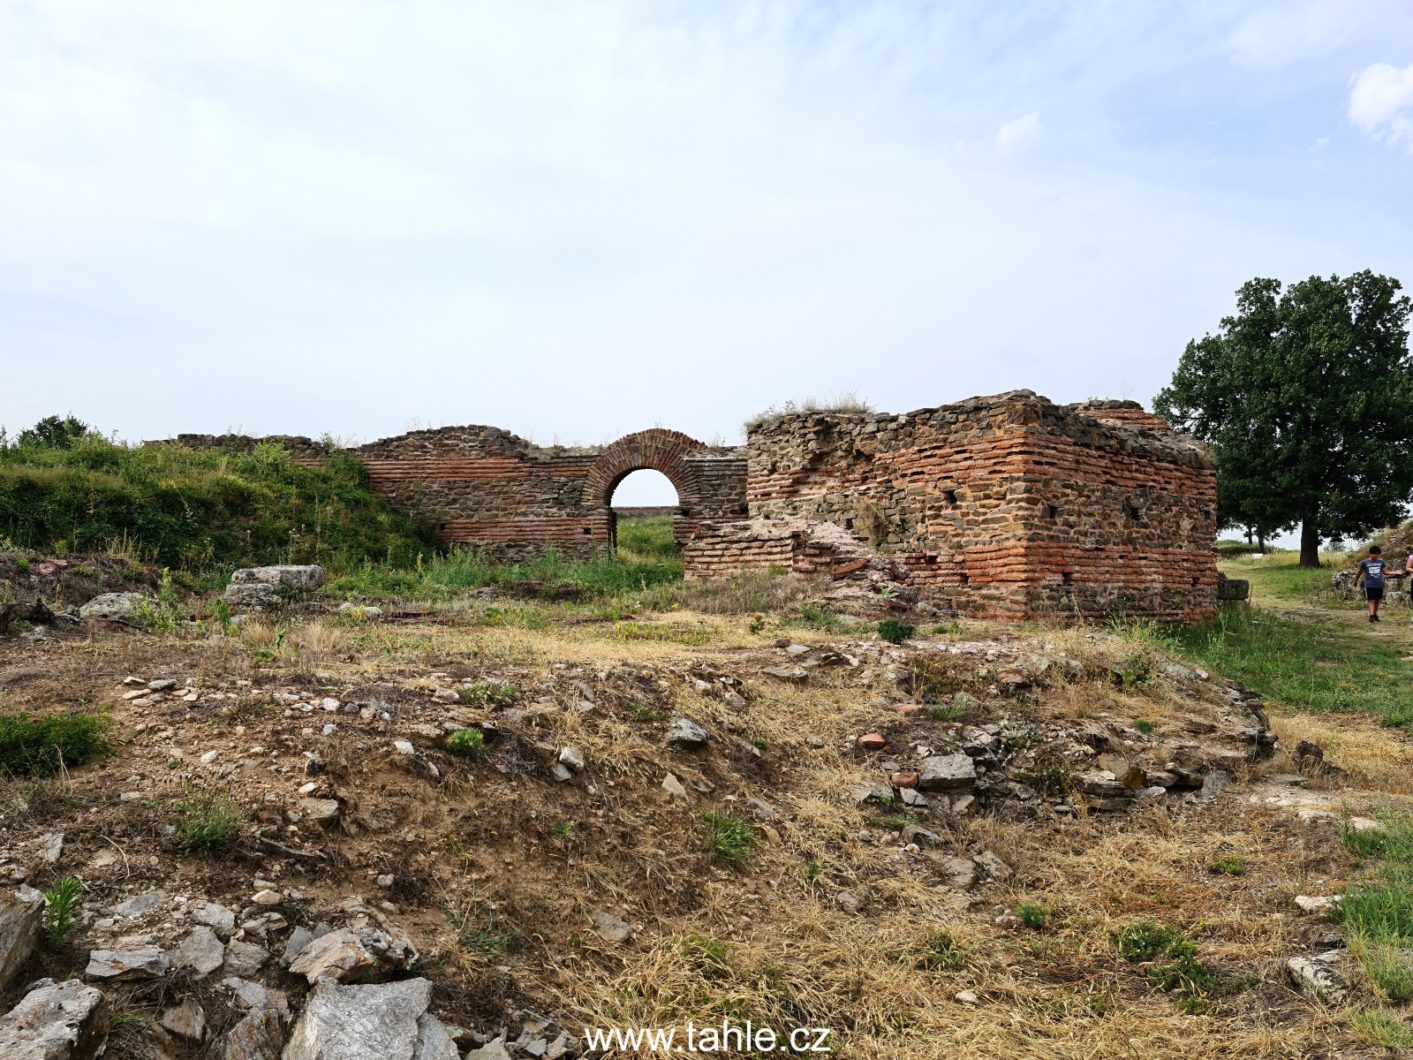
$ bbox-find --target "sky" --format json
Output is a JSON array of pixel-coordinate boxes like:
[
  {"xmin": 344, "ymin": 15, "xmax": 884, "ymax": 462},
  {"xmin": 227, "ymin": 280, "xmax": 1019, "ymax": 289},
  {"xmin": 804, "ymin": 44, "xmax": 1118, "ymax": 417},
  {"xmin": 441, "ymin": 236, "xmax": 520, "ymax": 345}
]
[{"xmin": 3, "ymin": 1, "xmax": 1412, "ymax": 508}]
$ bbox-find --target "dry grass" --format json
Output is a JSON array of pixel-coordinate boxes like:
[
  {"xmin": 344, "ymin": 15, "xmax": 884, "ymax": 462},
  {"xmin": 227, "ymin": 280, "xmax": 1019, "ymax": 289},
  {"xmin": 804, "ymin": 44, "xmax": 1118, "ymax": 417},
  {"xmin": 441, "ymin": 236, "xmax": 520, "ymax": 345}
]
[{"xmin": 4, "ymin": 602, "xmax": 1410, "ymax": 1057}]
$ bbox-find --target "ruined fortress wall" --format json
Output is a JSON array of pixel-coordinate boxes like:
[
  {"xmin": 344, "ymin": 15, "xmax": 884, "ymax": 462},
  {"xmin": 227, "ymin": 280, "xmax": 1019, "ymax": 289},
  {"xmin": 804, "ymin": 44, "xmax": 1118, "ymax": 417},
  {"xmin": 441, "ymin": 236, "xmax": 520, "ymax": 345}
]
[
  {"xmin": 350, "ymin": 427, "xmax": 745, "ymax": 560},
  {"xmin": 165, "ymin": 391, "xmax": 1216, "ymax": 622},
  {"xmin": 686, "ymin": 392, "xmax": 1216, "ymax": 621}
]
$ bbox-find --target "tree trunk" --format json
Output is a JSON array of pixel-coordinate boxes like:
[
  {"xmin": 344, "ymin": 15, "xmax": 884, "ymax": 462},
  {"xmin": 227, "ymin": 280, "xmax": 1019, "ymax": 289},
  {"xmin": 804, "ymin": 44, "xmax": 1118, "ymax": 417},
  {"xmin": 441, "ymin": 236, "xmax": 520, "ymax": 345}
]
[
  {"xmin": 1257, "ymin": 532, "xmax": 1266, "ymax": 552},
  {"xmin": 1245, "ymin": 527, "xmax": 1253, "ymax": 545},
  {"xmin": 1299, "ymin": 520, "xmax": 1320, "ymax": 568}
]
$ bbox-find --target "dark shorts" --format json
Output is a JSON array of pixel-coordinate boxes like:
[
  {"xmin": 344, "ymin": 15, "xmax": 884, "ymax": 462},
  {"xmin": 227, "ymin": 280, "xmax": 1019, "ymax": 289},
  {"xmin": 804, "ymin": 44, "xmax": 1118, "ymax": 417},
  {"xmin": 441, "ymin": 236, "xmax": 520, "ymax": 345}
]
[{"xmin": 1367, "ymin": 586, "xmax": 1385, "ymax": 602}]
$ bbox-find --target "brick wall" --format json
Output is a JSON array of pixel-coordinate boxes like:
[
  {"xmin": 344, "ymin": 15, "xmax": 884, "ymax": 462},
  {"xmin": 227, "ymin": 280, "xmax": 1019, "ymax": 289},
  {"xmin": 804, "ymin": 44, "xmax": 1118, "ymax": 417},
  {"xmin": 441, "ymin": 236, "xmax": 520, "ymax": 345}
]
[
  {"xmin": 163, "ymin": 391, "xmax": 1215, "ymax": 622},
  {"xmin": 687, "ymin": 391, "xmax": 1215, "ymax": 622}
]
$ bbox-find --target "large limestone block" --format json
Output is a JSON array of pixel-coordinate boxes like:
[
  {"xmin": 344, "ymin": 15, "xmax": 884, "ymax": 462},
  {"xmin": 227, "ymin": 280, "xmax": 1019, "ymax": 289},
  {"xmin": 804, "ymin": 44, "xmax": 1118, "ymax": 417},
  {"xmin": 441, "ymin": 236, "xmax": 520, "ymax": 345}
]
[
  {"xmin": 283, "ymin": 977, "xmax": 438, "ymax": 1060},
  {"xmin": 0, "ymin": 887, "xmax": 44, "ymax": 993},
  {"xmin": 0, "ymin": 978, "xmax": 110, "ymax": 1060}
]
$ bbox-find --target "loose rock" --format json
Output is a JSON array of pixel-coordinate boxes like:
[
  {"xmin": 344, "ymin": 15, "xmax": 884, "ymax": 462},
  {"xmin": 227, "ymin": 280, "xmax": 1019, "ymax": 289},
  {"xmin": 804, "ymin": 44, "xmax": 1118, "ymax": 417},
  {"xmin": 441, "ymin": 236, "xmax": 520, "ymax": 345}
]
[{"xmin": 0, "ymin": 978, "xmax": 110, "ymax": 1060}]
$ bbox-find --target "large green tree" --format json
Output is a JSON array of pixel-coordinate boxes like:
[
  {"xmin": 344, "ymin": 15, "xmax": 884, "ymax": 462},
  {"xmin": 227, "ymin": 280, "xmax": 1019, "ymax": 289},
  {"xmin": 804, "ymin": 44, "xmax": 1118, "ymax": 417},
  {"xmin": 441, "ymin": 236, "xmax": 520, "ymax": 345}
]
[{"xmin": 1155, "ymin": 271, "xmax": 1413, "ymax": 567}]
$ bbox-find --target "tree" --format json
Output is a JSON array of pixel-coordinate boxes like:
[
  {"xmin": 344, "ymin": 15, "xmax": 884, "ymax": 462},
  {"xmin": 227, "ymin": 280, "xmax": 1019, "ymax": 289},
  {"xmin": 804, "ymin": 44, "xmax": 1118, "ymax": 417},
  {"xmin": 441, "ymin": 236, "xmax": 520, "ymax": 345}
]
[
  {"xmin": 1155, "ymin": 271, "xmax": 1413, "ymax": 568},
  {"xmin": 15, "ymin": 415, "xmax": 91, "ymax": 450}
]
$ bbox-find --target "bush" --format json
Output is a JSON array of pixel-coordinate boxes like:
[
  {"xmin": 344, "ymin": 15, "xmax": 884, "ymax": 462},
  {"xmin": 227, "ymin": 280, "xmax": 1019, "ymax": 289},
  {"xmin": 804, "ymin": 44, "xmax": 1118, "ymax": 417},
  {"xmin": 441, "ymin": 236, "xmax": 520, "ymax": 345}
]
[
  {"xmin": 446, "ymin": 728, "xmax": 487, "ymax": 757},
  {"xmin": 0, "ymin": 711, "xmax": 109, "ymax": 777},
  {"xmin": 877, "ymin": 619, "xmax": 916, "ymax": 645},
  {"xmin": 172, "ymin": 787, "xmax": 243, "ymax": 855}
]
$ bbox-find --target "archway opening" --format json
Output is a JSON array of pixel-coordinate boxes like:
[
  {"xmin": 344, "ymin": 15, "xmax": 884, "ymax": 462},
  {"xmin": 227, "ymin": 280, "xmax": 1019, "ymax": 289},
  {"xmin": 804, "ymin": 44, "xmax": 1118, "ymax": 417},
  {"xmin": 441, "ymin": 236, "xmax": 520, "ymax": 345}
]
[{"xmin": 609, "ymin": 469, "xmax": 680, "ymax": 558}]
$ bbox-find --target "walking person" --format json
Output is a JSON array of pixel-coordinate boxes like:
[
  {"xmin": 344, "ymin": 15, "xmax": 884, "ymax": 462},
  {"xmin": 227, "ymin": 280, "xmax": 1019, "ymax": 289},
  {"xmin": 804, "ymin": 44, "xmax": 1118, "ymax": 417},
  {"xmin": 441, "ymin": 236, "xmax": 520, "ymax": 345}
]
[{"xmin": 1357, "ymin": 545, "xmax": 1393, "ymax": 622}]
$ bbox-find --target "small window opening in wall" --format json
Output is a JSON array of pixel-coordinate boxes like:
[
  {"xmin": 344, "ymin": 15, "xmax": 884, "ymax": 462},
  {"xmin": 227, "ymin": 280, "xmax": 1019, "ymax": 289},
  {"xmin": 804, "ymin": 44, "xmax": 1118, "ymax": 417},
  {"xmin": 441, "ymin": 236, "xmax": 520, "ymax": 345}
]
[
  {"xmin": 438, "ymin": 522, "xmax": 449, "ymax": 532},
  {"xmin": 1046, "ymin": 504, "xmax": 1060, "ymax": 519},
  {"xmin": 1191, "ymin": 575, "xmax": 1200, "ymax": 587},
  {"xmin": 958, "ymin": 572, "xmax": 970, "ymax": 585},
  {"xmin": 1062, "ymin": 572, "xmax": 1073, "ymax": 585},
  {"xmin": 1125, "ymin": 499, "xmax": 1143, "ymax": 523},
  {"xmin": 581, "ymin": 527, "xmax": 592, "ymax": 535},
  {"xmin": 923, "ymin": 554, "xmax": 938, "ymax": 565},
  {"xmin": 942, "ymin": 489, "xmax": 958, "ymax": 506},
  {"xmin": 844, "ymin": 518, "xmax": 854, "ymax": 530}
]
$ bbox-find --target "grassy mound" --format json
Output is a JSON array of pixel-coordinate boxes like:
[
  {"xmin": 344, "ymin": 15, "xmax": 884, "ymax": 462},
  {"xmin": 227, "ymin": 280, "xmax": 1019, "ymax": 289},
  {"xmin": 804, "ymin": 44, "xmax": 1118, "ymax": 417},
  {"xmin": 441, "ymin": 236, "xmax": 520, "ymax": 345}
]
[{"xmin": 0, "ymin": 432, "xmax": 438, "ymax": 578}]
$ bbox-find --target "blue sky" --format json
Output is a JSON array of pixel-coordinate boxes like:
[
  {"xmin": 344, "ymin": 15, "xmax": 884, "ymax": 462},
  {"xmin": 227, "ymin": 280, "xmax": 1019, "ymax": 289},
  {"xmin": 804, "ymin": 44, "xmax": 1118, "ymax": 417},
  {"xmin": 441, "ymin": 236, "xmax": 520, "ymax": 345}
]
[{"xmin": 2, "ymin": 1, "xmax": 1412, "ymax": 507}]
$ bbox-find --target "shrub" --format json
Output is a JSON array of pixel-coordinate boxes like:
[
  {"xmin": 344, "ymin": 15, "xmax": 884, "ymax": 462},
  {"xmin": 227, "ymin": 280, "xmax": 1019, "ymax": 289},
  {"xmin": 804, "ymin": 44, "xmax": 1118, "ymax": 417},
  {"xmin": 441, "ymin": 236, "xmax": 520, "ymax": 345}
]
[
  {"xmin": 877, "ymin": 619, "xmax": 916, "ymax": 645},
  {"xmin": 0, "ymin": 711, "xmax": 109, "ymax": 777},
  {"xmin": 172, "ymin": 787, "xmax": 243, "ymax": 855},
  {"xmin": 1017, "ymin": 903, "xmax": 1051, "ymax": 929},
  {"xmin": 446, "ymin": 728, "xmax": 487, "ymax": 757},
  {"xmin": 43, "ymin": 876, "xmax": 83, "ymax": 949}
]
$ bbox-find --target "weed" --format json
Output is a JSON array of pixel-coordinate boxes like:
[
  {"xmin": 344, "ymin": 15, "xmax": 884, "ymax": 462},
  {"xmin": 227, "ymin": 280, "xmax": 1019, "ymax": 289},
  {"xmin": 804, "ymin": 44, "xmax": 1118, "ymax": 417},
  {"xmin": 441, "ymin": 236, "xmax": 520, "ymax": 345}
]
[
  {"xmin": 1115, "ymin": 920, "xmax": 1192, "ymax": 963},
  {"xmin": 446, "ymin": 728, "xmax": 487, "ymax": 758},
  {"xmin": 447, "ymin": 901, "xmax": 516, "ymax": 957},
  {"xmin": 914, "ymin": 929, "xmax": 968, "ymax": 971},
  {"xmin": 804, "ymin": 859, "xmax": 822, "ymax": 884},
  {"xmin": 1133, "ymin": 718, "xmax": 1156, "ymax": 735},
  {"xmin": 1209, "ymin": 854, "xmax": 1246, "ymax": 876},
  {"xmin": 0, "ymin": 711, "xmax": 109, "ymax": 777},
  {"xmin": 701, "ymin": 810, "xmax": 757, "ymax": 870},
  {"xmin": 171, "ymin": 786, "xmax": 243, "ymax": 855},
  {"xmin": 43, "ymin": 876, "xmax": 83, "ymax": 948},
  {"xmin": 456, "ymin": 681, "xmax": 519, "ymax": 708},
  {"xmin": 1017, "ymin": 903, "xmax": 1051, "ymax": 929},
  {"xmin": 925, "ymin": 704, "xmax": 964, "ymax": 723},
  {"xmin": 552, "ymin": 819, "xmax": 574, "ymax": 838},
  {"xmin": 877, "ymin": 619, "xmax": 916, "ymax": 645},
  {"xmin": 795, "ymin": 604, "xmax": 842, "ymax": 631}
]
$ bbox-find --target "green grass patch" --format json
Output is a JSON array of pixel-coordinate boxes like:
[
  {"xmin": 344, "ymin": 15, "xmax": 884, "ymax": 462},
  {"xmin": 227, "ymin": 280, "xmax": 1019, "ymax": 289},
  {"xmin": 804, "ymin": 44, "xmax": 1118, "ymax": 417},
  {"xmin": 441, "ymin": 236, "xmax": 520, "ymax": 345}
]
[
  {"xmin": 701, "ymin": 810, "xmax": 757, "ymax": 870},
  {"xmin": 1209, "ymin": 854, "xmax": 1246, "ymax": 876},
  {"xmin": 0, "ymin": 711, "xmax": 110, "ymax": 777},
  {"xmin": 1349, "ymin": 1007, "xmax": 1413, "ymax": 1050},
  {"xmin": 1160, "ymin": 607, "xmax": 1413, "ymax": 726},
  {"xmin": 330, "ymin": 519, "xmax": 684, "ymax": 603},
  {"xmin": 171, "ymin": 786, "xmax": 243, "ymax": 855}
]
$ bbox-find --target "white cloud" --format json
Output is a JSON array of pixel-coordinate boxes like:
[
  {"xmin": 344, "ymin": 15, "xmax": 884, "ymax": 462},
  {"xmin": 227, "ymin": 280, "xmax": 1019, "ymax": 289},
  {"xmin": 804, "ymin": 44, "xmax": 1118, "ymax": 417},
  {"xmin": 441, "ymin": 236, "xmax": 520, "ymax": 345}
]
[
  {"xmin": 1350, "ymin": 62, "xmax": 1413, "ymax": 152},
  {"xmin": 995, "ymin": 111, "xmax": 1043, "ymax": 155},
  {"xmin": 1225, "ymin": 2, "xmax": 1353, "ymax": 69}
]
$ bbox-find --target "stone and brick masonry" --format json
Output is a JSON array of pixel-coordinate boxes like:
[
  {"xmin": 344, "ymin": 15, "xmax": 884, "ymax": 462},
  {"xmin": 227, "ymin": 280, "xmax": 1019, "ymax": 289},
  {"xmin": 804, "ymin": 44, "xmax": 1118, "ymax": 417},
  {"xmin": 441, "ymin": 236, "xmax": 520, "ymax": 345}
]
[{"xmin": 169, "ymin": 390, "xmax": 1217, "ymax": 623}]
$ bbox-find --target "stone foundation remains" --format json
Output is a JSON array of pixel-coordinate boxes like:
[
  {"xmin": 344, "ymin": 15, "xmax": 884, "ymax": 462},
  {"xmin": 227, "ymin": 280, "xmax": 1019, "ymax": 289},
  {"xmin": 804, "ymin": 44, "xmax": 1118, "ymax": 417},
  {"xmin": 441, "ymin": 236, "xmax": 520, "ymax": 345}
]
[{"xmin": 168, "ymin": 390, "xmax": 1217, "ymax": 622}]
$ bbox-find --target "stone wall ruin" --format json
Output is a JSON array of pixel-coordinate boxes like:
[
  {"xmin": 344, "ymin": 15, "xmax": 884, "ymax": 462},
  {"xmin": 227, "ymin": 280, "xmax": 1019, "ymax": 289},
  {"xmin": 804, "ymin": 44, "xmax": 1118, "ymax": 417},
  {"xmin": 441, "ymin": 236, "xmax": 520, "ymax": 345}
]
[{"xmin": 169, "ymin": 389, "xmax": 1217, "ymax": 622}]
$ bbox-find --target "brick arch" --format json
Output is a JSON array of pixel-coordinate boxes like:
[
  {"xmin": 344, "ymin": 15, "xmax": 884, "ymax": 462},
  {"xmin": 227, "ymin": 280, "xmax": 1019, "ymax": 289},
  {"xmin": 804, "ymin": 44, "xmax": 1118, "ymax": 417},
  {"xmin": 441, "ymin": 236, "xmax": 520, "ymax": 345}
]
[{"xmin": 585, "ymin": 428, "xmax": 708, "ymax": 511}]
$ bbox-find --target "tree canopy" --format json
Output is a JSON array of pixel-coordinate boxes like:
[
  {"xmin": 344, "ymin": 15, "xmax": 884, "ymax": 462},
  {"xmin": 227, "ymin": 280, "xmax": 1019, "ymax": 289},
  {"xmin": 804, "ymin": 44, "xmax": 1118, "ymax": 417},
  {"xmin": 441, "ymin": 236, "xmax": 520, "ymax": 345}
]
[{"xmin": 1154, "ymin": 271, "xmax": 1413, "ymax": 567}]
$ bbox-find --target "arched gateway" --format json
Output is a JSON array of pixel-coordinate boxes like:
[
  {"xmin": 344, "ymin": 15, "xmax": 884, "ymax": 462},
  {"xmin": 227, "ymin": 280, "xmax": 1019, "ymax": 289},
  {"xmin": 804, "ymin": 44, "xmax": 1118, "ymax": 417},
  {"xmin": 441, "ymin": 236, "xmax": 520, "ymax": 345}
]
[{"xmin": 585, "ymin": 429, "xmax": 709, "ymax": 550}]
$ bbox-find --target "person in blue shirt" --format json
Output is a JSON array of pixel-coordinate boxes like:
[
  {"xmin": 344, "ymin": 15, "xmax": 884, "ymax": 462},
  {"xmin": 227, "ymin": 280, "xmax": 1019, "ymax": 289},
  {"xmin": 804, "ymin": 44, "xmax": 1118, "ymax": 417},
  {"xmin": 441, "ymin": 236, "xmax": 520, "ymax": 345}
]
[{"xmin": 1356, "ymin": 545, "xmax": 1403, "ymax": 623}]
